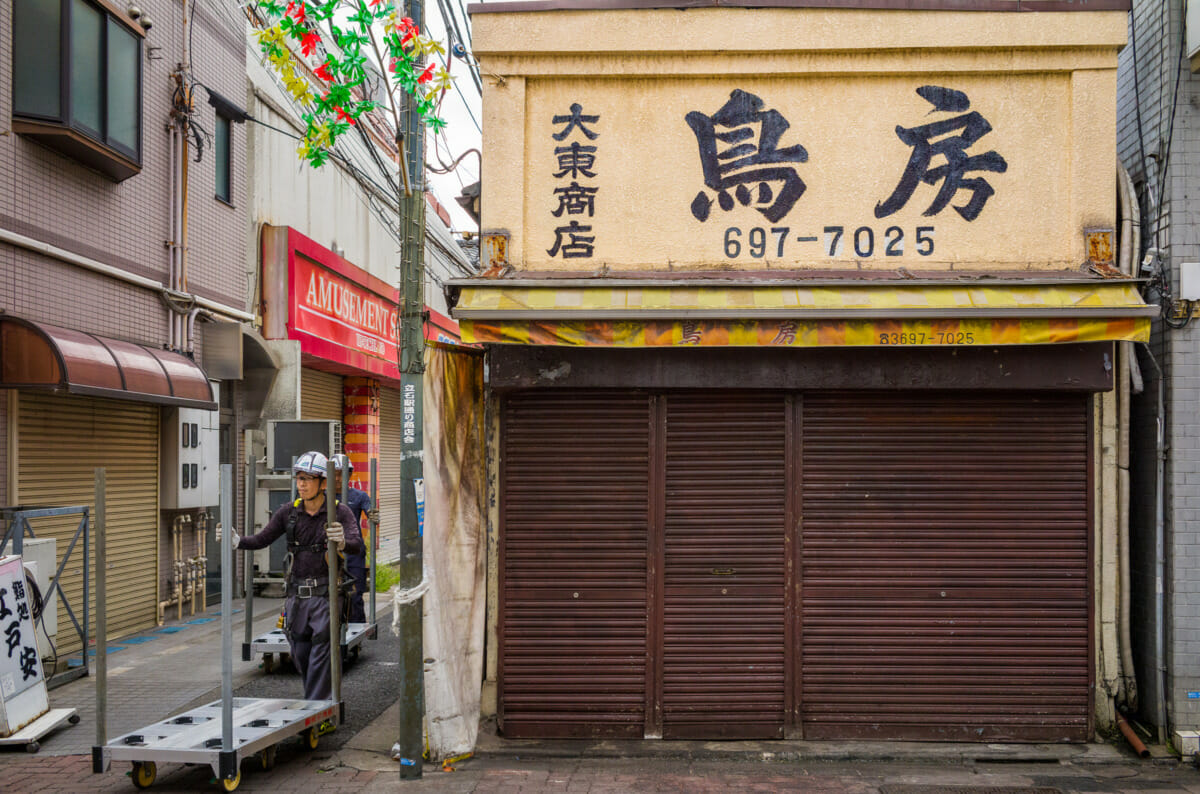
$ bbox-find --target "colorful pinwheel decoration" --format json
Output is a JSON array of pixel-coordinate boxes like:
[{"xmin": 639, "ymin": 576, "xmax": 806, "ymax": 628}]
[{"xmin": 253, "ymin": 0, "xmax": 454, "ymax": 168}]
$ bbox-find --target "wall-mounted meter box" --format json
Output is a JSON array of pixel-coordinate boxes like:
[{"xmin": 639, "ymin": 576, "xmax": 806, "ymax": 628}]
[
  {"xmin": 1181, "ymin": 262, "xmax": 1200, "ymax": 301},
  {"xmin": 162, "ymin": 386, "xmax": 219, "ymax": 509}
]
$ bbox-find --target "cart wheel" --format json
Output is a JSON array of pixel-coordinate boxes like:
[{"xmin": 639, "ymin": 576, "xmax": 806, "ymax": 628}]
[
  {"xmin": 305, "ymin": 726, "xmax": 320, "ymax": 750},
  {"xmin": 259, "ymin": 745, "xmax": 277, "ymax": 770},
  {"xmin": 131, "ymin": 760, "xmax": 157, "ymax": 789},
  {"xmin": 25, "ymin": 741, "xmax": 39, "ymax": 753},
  {"xmin": 262, "ymin": 654, "xmax": 274, "ymax": 674},
  {"xmin": 220, "ymin": 769, "xmax": 242, "ymax": 792},
  {"xmin": 68, "ymin": 714, "xmax": 81, "ymax": 725}
]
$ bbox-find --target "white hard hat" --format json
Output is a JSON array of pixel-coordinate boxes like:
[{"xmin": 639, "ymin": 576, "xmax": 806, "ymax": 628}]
[
  {"xmin": 293, "ymin": 451, "xmax": 328, "ymax": 477},
  {"xmin": 329, "ymin": 453, "xmax": 353, "ymax": 474}
]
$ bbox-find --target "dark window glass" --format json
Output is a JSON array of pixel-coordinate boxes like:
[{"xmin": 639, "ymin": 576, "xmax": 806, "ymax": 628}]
[
  {"xmin": 215, "ymin": 114, "xmax": 231, "ymax": 202},
  {"xmin": 13, "ymin": 0, "xmax": 62, "ymax": 119},
  {"xmin": 11, "ymin": 0, "xmax": 142, "ymax": 174},
  {"xmin": 70, "ymin": 0, "xmax": 103, "ymax": 135},
  {"xmin": 106, "ymin": 20, "xmax": 139, "ymax": 153}
]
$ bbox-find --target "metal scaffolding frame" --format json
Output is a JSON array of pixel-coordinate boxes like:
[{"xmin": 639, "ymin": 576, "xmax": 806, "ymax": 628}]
[{"xmin": 0, "ymin": 504, "xmax": 92, "ymax": 688}]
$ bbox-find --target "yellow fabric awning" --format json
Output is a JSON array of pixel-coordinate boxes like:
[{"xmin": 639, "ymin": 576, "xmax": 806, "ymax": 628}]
[{"xmin": 451, "ymin": 280, "xmax": 1154, "ymax": 347}]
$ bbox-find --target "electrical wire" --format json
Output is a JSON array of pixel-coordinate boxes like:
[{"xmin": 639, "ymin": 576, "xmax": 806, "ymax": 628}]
[{"xmin": 435, "ymin": 0, "xmax": 484, "ymax": 96}]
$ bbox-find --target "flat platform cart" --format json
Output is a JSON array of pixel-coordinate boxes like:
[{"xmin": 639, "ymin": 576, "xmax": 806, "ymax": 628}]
[
  {"xmin": 104, "ymin": 697, "xmax": 335, "ymax": 790},
  {"xmin": 250, "ymin": 622, "xmax": 375, "ymax": 673},
  {"xmin": 0, "ymin": 708, "xmax": 80, "ymax": 753},
  {"xmin": 93, "ymin": 466, "xmax": 348, "ymax": 790}
]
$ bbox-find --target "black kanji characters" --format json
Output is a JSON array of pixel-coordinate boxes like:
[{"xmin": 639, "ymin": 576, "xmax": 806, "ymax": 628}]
[
  {"xmin": 686, "ymin": 90, "xmax": 809, "ymax": 223},
  {"xmin": 875, "ymin": 85, "xmax": 1007, "ymax": 222},
  {"xmin": 549, "ymin": 105, "xmax": 601, "ymax": 258}
]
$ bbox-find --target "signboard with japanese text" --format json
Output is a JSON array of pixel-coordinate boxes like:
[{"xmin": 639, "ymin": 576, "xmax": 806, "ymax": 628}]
[
  {"xmin": 475, "ymin": 8, "xmax": 1124, "ymax": 274},
  {"xmin": 527, "ymin": 76, "xmax": 1072, "ymax": 271},
  {"xmin": 0, "ymin": 556, "xmax": 42, "ymax": 704}
]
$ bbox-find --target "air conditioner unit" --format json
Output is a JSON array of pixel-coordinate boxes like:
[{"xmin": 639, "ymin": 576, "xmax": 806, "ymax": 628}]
[
  {"xmin": 265, "ymin": 420, "xmax": 342, "ymax": 472},
  {"xmin": 21, "ymin": 538, "xmax": 56, "ymax": 660}
]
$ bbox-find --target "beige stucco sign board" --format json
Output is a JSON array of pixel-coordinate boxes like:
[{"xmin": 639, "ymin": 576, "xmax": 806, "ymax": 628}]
[{"xmin": 474, "ymin": 9, "xmax": 1127, "ymax": 274}]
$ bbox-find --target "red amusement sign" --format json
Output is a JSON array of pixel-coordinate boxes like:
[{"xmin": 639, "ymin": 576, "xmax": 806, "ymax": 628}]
[{"xmin": 283, "ymin": 228, "xmax": 403, "ymax": 382}]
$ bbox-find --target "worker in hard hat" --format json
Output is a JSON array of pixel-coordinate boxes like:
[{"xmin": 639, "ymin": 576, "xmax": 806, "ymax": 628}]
[
  {"xmin": 330, "ymin": 454, "xmax": 374, "ymax": 624},
  {"xmin": 219, "ymin": 451, "xmax": 360, "ymax": 710}
]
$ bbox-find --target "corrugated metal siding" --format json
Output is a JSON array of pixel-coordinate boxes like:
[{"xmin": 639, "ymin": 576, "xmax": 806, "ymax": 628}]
[
  {"xmin": 18, "ymin": 393, "xmax": 159, "ymax": 653},
  {"xmin": 661, "ymin": 393, "xmax": 787, "ymax": 739},
  {"xmin": 500, "ymin": 392, "xmax": 650, "ymax": 738},
  {"xmin": 300, "ymin": 369, "xmax": 343, "ymax": 423},
  {"xmin": 800, "ymin": 392, "xmax": 1090, "ymax": 741}
]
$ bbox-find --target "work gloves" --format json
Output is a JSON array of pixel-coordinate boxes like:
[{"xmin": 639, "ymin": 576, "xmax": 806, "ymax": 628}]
[
  {"xmin": 326, "ymin": 521, "xmax": 345, "ymax": 551},
  {"xmin": 367, "ymin": 508, "xmax": 380, "ymax": 524},
  {"xmin": 214, "ymin": 524, "xmax": 240, "ymax": 549}
]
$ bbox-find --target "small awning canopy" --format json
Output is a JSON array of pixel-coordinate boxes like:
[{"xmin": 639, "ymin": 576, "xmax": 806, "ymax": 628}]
[
  {"xmin": 450, "ymin": 279, "xmax": 1156, "ymax": 347},
  {"xmin": 0, "ymin": 317, "xmax": 216, "ymax": 409}
]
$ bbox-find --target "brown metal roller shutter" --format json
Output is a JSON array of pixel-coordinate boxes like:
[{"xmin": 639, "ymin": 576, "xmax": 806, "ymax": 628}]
[
  {"xmin": 300, "ymin": 368, "xmax": 344, "ymax": 423},
  {"xmin": 800, "ymin": 392, "xmax": 1090, "ymax": 742},
  {"xmin": 377, "ymin": 386, "xmax": 403, "ymax": 565},
  {"xmin": 17, "ymin": 393, "xmax": 159, "ymax": 653},
  {"xmin": 501, "ymin": 391, "xmax": 650, "ymax": 738},
  {"xmin": 661, "ymin": 393, "xmax": 787, "ymax": 739}
]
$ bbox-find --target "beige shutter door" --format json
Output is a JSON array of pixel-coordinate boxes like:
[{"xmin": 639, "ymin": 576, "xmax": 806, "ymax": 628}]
[
  {"xmin": 376, "ymin": 386, "xmax": 403, "ymax": 565},
  {"xmin": 300, "ymin": 368, "xmax": 344, "ymax": 424},
  {"xmin": 17, "ymin": 393, "xmax": 159, "ymax": 654}
]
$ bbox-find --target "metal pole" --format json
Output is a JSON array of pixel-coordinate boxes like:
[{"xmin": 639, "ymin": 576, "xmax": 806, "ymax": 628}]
[
  {"xmin": 369, "ymin": 459, "xmax": 378, "ymax": 629},
  {"xmin": 220, "ymin": 465, "xmax": 233, "ymax": 754},
  {"xmin": 326, "ymin": 472, "xmax": 342, "ymax": 710},
  {"xmin": 242, "ymin": 448, "xmax": 256, "ymax": 660},
  {"xmin": 91, "ymin": 469, "xmax": 106, "ymax": 773},
  {"xmin": 339, "ymin": 464, "xmax": 349, "ymax": 640}
]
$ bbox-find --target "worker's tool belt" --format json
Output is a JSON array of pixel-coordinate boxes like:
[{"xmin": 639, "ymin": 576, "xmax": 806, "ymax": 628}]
[{"xmin": 287, "ymin": 577, "xmax": 329, "ymax": 599}]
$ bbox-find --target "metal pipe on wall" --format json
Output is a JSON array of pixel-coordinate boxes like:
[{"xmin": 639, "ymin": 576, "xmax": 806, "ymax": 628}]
[
  {"xmin": 93, "ymin": 469, "xmax": 107, "ymax": 756},
  {"xmin": 327, "ymin": 472, "xmax": 342, "ymax": 711},
  {"xmin": 167, "ymin": 122, "xmax": 178, "ymax": 350}
]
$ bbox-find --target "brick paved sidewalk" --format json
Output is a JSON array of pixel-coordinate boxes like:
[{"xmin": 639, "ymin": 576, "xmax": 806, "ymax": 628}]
[
  {"xmin": 3, "ymin": 749, "xmax": 1200, "ymax": 794},
  {"xmin": 16, "ymin": 595, "xmax": 287, "ymax": 758}
]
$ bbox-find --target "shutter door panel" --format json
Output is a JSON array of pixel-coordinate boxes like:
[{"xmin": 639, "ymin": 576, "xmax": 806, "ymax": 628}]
[
  {"xmin": 377, "ymin": 387, "xmax": 403, "ymax": 565},
  {"xmin": 662, "ymin": 393, "xmax": 787, "ymax": 739},
  {"xmin": 18, "ymin": 393, "xmax": 159, "ymax": 653},
  {"xmin": 501, "ymin": 391, "xmax": 650, "ymax": 738},
  {"xmin": 300, "ymin": 369, "xmax": 343, "ymax": 423},
  {"xmin": 800, "ymin": 392, "xmax": 1090, "ymax": 741}
]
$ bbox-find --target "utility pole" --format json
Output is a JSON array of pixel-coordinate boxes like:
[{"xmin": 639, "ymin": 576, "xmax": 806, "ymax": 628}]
[{"xmin": 397, "ymin": 0, "xmax": 427, "ymax": 780}]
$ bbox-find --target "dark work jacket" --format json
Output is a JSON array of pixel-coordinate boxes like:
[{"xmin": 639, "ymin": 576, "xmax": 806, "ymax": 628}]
[{"xmin": 238, "ymin": 499, "xmax": 361, "ymax": 581}]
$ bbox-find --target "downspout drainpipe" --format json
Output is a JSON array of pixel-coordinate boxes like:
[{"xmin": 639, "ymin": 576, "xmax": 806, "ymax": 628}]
[
  {"xmin": 1116, "ymin": 162, "xmax": 1138, "ymax": 711},
  {"xmin": 167, "ymin": 122, "xmax": 177, "ymax": 351},
  {"xmin": 1117, "ymin": 708, "xmax": 1151, "ymax": 758},
  {"xmin": 1153, "ymin": 351, "xmax": 1168, "ymax": 745},
  {"xmin": 185, "ymin": 307, "xmax": 203, "ymax": 354}
]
